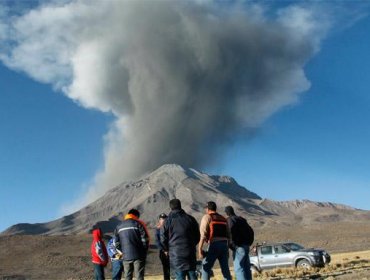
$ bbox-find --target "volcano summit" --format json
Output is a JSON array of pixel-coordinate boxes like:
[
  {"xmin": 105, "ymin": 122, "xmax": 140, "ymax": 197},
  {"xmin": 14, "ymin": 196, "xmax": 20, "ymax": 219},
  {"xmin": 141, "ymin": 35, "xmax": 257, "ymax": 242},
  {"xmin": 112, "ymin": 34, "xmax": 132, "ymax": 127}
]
[{"xmin": 3, "ymin": 164, "xmax": 369, "ymax": 236}]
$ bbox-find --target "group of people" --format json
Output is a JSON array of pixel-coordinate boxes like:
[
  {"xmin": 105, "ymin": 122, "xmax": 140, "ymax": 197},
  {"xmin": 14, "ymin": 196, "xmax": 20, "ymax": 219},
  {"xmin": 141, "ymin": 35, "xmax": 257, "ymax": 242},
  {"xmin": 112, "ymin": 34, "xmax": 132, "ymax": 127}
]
[{"xmin": 91, "ymin": 199, "xmax": 254, "ymax": 280}]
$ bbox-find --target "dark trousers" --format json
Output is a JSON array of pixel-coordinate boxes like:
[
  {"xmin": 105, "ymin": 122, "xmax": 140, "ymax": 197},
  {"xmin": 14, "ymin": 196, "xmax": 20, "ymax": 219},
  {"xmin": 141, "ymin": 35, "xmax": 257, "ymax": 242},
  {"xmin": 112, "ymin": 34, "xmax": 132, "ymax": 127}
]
[
  {"xmin": 159, "ymin": 250, "xmax": 171, "ymax": 280},
  {"xmin": 123, "ymin": 259, "xmax": 145, "ymax": 280},
  {"xmin": 174, "ymin": 270, "xmax": 197, "ymax": 280},
  {"xmin": 202, "ymin": 240, "xmax": 231, "ymax": 280},
  {"xmin": 93, "ymin": 263, "xmax": 105, "ymax": 280}
]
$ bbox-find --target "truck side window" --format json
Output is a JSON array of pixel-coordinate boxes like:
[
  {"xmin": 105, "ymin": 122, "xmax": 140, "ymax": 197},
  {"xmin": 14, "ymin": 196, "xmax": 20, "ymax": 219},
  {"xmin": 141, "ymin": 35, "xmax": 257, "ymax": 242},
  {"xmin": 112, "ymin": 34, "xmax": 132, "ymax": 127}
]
[
  {"xmin": 274, "ymin": 245, "xmax": 289, "ymax": 254},
  {"xmin": 261, "ymin": 246, "xmax": 273, "ymax": 255}
]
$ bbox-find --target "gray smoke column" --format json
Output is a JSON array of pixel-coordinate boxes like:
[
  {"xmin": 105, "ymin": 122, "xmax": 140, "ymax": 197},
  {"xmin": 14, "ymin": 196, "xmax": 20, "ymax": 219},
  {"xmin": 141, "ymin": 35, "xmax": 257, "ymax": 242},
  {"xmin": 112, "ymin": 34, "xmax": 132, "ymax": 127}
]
[{"xmin": 0, "ymin": 1, "xmax": 328, "ymax": 209}]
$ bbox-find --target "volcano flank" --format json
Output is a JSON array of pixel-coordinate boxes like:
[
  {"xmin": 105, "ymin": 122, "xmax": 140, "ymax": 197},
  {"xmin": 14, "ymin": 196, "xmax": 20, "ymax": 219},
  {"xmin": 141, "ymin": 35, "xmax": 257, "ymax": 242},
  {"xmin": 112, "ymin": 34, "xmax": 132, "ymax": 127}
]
[{"xmin": 3, "ymin": 164, "xmax": 369, "ymax": 236}]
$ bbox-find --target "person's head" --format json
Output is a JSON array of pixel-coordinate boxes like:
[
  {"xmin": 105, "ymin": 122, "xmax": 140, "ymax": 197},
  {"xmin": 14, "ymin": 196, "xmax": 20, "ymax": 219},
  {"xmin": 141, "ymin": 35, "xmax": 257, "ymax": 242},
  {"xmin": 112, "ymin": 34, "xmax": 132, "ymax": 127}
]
[
  {"xmin": 169, "ymin": 199, "xmax": 182, "ymax": 210},
  {"xmin": 128, "ymin": 209, "xmax": 140, "ymax": 218},
  {"xmin": 225, "ymin": 206, "xmax": 235, "ymax": 217},
  {"xmin": 157, "ymin": 213, "xmax": 168, "ymax": 227},
  {"xmin": 205, "ymin": 201, "xmax": 217, "ymax": 213}
]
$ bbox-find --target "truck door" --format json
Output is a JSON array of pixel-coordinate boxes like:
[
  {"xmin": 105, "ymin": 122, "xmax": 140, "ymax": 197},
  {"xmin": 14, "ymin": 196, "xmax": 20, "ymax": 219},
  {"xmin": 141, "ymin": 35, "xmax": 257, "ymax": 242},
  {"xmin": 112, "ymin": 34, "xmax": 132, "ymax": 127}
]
[
  {"xmin": 258, "ymin": 246, "xmax": 275, "ymax": 269},
  {"xmin": 273, "ymin": 245, "xmax": 292, "ymax": 267}
]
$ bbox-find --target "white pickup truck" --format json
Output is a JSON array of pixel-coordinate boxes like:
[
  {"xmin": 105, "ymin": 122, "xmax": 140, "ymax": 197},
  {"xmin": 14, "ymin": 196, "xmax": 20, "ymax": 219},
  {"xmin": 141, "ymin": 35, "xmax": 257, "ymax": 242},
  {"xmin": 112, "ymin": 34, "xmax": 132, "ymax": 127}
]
[{"xmin": 250, "ymin": 242, "xmax": 331, "ymax": 272}]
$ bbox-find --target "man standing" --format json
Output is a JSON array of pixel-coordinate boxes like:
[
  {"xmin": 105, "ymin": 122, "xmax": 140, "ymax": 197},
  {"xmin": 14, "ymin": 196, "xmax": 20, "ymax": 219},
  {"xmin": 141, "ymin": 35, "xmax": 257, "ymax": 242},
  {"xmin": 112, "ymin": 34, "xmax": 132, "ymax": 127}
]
[
  {"xmin": 225, "ymin": 206, "xmax": 254, "ymax": 280},
  {"xmin": 198, "ymin": 201, "xmax": 232, "ymax": 280},
  {"xmin": 155, "ymin": 213, "xmax": 170, "ymax": 280},
  {"xmin": 114, "ymin": 209, "xmax": 150, "ymax": 280},
  {"xmin": 160, "ymin": 199, "xmax": 200, "ymax": 280}
]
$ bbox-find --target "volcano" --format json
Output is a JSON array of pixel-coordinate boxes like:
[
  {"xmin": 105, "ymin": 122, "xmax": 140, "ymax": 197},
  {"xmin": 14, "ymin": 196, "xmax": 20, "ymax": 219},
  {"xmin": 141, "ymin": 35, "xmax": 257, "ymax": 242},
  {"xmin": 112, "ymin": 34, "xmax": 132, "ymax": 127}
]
[{"xmin": 3, "ymin": 164, "xmax": 369, "ymax": 235}]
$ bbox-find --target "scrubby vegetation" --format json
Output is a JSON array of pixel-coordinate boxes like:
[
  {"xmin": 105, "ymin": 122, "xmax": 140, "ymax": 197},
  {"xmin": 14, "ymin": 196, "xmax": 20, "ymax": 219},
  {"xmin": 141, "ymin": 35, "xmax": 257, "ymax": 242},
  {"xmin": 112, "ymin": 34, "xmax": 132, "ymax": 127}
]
[
  {"xmin": 197, "ymin": 251, "xmax": 370, "ymax": 280},
  {"xmin": 249, "ymin": 251, "xmax": 370, "ymax": 279},
  {"xmin": 1, "ymin": 234, "xmax": 369, "ymax": 279}
]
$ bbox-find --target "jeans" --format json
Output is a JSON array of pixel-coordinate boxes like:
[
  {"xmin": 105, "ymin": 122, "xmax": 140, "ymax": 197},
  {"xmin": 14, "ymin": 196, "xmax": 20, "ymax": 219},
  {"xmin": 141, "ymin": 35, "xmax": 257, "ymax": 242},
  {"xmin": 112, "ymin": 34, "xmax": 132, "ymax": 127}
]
[
  {"xmin": 93, "ymin": 263, "xmax": 105, "ymax": 280},
  {"xmin": 112, "ymin": 260, "xmax": 123, "ymax": 280},
  {"xmin": 159, "ymin": 250, "xmax": 171, "ymax": 280},
  {"xmin": 123, "ymin": 259, "xmax": 145, "ymax": 280},
  {"xmin": 233, "ymin": 245, "xmax": 252, "ymax": 280},
  {"xmin": 202, "ymin": 240, "xmax": 231, "ymax": 280},
  {"xmin": 175, "ymin": 270, "xmax": 197, "ymax": 280}
]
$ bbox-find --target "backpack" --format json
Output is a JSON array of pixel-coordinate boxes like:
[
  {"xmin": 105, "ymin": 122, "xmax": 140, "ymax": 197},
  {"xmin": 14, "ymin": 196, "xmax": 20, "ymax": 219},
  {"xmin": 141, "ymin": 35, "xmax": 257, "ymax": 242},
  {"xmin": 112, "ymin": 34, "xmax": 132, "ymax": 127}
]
[
  {"xmin": 208, "ymin": 213, "xmax": 228, "ymax": 242},
  {"xmin": 242, "ymin": 219, "xmax": 254, "ymax": 246},
  {"xmin": 231, "ymin": 216, "xmax": 254, "ymax": 246}
]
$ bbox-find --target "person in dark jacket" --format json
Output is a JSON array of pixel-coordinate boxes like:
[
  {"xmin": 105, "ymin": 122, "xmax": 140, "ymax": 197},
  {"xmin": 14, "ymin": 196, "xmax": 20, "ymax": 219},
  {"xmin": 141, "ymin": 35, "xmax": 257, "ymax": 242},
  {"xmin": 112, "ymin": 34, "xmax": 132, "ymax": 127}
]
[
  {"xmin": 91, "ymin": 227, "xmax": 109, "ymax": 280},
  {"xmin": 114, "ymin": 209, "xmax": 150, "ymax": 280},
  {"xmin": 160, "ymin": 199, "xmax": 200, "ymax": 280},
  {"xmin": 225, "ymin": 206, "xmax": 253, "ymax": 280},
  {"xmin": 155, "ymin": 213, "xmax": 170, "ymax": 280}
]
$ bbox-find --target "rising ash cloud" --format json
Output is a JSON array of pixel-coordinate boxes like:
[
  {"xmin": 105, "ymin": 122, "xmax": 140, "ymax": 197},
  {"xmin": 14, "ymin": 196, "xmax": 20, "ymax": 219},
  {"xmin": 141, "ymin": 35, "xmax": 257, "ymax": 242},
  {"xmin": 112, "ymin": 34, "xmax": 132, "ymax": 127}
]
[{"xmin": 0, "ymin": 1, "xmax": 329, "ymax": 211}]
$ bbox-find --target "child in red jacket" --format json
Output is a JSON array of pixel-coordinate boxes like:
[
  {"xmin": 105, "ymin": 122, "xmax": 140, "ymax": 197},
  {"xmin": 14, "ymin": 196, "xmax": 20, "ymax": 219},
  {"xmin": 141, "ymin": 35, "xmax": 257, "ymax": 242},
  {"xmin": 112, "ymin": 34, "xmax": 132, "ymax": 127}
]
[{"xmin": 91, "ymin": 227, "xmax": 109, "ymax": 280}]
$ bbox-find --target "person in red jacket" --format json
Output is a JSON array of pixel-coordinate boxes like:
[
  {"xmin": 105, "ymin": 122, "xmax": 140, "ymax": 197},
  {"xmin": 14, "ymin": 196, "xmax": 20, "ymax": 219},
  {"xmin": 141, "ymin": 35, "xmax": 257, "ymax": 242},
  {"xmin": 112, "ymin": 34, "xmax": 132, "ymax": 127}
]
[{"xmin": 91, "ymin": 227, "xmax": 109, "ymax": 280}]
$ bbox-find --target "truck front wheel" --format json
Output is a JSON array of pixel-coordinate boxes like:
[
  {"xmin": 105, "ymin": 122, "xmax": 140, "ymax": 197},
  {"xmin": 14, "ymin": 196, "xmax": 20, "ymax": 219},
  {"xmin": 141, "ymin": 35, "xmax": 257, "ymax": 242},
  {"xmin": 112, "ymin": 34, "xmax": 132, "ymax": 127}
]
[{"xmin": 297, "ymin": 259, "xmax": 311, "ymax": 269}]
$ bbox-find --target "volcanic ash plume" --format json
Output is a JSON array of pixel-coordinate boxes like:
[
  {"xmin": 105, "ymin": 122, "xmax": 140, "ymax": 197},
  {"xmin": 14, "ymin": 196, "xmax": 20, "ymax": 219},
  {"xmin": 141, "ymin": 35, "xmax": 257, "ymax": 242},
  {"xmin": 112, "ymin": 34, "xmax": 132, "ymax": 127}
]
[{"xmin": 0, "ymin": 1, "xmax": 328, "ymax": 208}]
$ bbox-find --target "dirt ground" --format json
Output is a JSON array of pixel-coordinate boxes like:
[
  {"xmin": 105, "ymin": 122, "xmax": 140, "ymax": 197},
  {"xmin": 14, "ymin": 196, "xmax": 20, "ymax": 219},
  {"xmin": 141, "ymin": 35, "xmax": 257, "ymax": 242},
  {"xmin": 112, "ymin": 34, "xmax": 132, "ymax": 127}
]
[{"xmin": 1, "ymin": 223, "xmax": 370, "ymax": 279}]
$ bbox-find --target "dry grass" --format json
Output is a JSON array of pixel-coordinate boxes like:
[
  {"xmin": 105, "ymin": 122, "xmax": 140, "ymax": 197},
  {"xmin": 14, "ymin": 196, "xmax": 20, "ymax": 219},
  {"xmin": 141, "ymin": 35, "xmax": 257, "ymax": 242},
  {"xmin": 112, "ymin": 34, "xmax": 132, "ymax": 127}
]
[
  {"xmin": 1, "ymin": 234, "xmax": 369, "ymax": 279},
  {"xmin": 145, "ymin": 250, "xmax": 370, "ymax": 280},
  {"xmin": 249, "ymin": 250, "xmax": 370, "ymax": 280}
]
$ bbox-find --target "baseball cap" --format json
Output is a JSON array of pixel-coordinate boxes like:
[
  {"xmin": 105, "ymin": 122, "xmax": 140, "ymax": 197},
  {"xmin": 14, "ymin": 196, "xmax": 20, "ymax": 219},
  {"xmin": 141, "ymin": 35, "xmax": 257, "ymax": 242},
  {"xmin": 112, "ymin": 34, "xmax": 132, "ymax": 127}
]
[{"xmin": 158, "ymin": 213, "xmax": 168, "ymax": 219}]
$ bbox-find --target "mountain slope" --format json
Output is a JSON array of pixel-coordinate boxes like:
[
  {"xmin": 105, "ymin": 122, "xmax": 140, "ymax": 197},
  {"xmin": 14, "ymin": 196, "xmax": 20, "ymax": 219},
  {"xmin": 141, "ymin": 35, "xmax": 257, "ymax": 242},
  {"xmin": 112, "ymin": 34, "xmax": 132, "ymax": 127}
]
[{"xmin": 3, "ymin": 164, "xmax": 369, "ymax": 235}]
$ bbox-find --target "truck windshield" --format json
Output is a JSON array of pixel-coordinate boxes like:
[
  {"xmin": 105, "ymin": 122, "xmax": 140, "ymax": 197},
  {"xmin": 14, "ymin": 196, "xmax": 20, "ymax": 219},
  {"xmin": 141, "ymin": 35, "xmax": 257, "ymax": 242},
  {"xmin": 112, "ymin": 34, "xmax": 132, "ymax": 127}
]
[{"xmin": 284, "ymin": 243, "xmax": 304, "ymax": 251}]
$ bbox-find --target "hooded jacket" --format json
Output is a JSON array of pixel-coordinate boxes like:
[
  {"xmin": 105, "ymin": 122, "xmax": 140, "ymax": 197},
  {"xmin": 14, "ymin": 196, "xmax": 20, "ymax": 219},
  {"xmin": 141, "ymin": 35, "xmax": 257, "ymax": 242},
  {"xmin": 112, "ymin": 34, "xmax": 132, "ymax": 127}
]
[
  {"xmin": 114, "ymin": 214, "xmax": 150, "ymax": 261},
  {"xmin": 91, "ymin": 228, "xmax": 108, "ymax": 266},
  {"xmin": 160, "ymin": 209, "xmax": 200, "ymax": 271}
]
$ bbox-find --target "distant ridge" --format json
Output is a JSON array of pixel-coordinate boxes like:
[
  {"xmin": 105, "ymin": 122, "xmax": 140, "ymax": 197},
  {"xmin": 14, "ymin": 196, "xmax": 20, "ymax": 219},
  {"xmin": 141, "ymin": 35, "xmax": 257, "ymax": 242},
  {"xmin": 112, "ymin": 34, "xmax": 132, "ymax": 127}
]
[{"xmin": 3, "ymin": 164, "xmax": 370, "ymax": 235}]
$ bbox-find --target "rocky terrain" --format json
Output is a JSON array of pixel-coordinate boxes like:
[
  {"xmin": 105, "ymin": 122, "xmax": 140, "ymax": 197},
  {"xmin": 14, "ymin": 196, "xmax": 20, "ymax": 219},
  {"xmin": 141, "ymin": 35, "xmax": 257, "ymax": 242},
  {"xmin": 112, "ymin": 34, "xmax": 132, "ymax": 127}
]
[
  {"xmin": 3, "ymin": 164, "xmax": 370, "ymax": 235},
  {"xmin": 1, "ymin": 164, "xmax": 370, "ymax": 279}
]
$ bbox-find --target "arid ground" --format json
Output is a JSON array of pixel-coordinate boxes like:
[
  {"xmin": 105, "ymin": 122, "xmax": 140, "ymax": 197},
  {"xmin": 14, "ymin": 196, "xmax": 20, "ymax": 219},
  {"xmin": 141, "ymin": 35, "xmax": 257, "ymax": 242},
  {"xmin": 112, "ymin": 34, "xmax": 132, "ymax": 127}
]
[{"xmin": 1, "ymin": 222, "xmax": 370, "ymax": 279}]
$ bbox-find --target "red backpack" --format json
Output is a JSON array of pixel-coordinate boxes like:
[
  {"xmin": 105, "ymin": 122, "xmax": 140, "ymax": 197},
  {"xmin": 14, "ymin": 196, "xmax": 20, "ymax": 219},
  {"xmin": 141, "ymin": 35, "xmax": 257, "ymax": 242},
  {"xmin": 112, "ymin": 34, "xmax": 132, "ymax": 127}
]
[{"xmin": 208, "ymin": 213, "xmax": 228, "ymax": 242}]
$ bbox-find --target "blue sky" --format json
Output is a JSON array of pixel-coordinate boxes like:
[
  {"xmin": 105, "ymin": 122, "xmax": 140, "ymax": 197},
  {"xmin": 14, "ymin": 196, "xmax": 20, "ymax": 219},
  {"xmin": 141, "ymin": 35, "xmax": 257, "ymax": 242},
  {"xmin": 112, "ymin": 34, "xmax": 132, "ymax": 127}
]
[
  {"xmin": 214, "ymin": 14, "xmax": 370, "ymax": 209},
  {"xmin": 1, "ymin": 2, "xmax": 370, "ymax": 232},
  {"xmin": 0, "ymin": 63, "xmax": 112, "ymax": 230}
]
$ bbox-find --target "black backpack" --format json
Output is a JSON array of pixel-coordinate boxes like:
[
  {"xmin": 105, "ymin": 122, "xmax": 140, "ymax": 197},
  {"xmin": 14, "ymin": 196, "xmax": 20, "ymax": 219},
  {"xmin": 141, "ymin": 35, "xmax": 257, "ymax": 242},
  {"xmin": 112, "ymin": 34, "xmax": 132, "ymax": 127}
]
[
  {"xmin": 243, "ymin": 219, "xmax": 254, "ymax": 246},
  {"xmin": 231, "ymin": 216, "xmax": 254, "ymax": 246}
]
